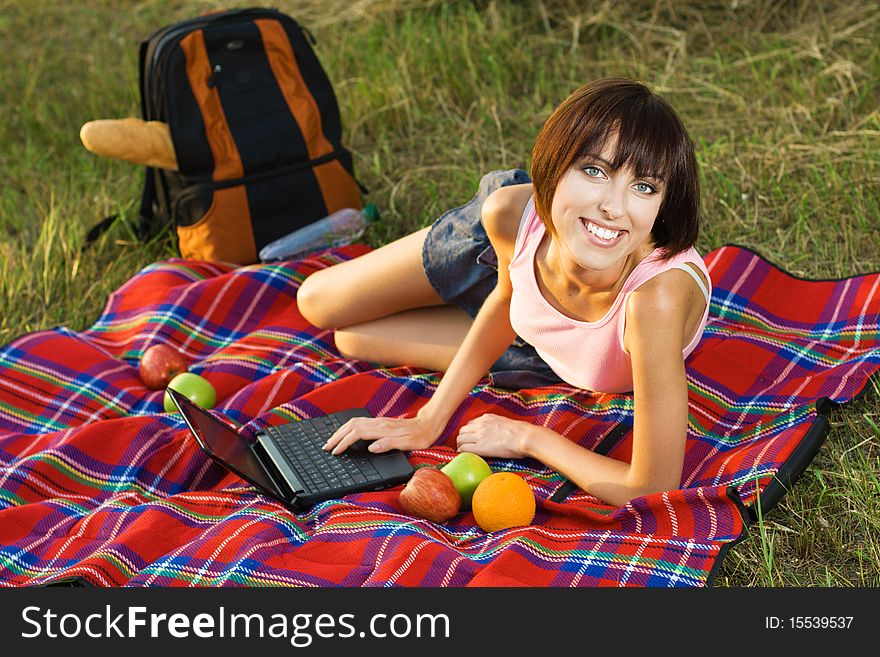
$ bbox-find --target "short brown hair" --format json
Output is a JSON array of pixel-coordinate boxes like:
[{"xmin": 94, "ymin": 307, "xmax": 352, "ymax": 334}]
[{"xmin": 530, "ymin": 78, "xmax": 700, "ymax": 258}]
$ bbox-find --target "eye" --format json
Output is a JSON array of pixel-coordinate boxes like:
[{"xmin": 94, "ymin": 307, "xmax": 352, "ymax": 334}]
[
  {"xmin": 582, "ymin": 165, "xmax": 605, "ymax": 179},
  {"xmin": 633, "ymin": 181, "xmax": 658, "ymax": 195}
]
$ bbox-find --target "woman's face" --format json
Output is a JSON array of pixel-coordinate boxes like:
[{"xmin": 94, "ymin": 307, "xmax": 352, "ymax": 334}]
[{"xmin": 549, "ymin": 140, "xmax": 664, "ymax": 275}]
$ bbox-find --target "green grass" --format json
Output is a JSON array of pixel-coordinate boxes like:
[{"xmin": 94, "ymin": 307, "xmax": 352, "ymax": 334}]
[{"xmin": 1, "ymin": 0, "xmax": 878, "ymax": 586}]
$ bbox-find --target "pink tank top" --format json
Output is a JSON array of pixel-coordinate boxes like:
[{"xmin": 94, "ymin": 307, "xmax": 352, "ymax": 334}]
[{"xmin": 507, "ymin": 197, "xmax": 711, "ymax": 393}]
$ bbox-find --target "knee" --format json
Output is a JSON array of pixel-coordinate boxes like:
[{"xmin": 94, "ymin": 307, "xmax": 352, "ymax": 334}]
[{"xmin": 297, "ymin": 272, "xmax": 335, "ymax": 329}]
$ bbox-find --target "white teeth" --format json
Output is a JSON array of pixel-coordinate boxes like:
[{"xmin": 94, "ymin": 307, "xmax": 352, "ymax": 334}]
[{"xmin": 586, "ymin": 221, "xmax": 620, "ymax": 241}]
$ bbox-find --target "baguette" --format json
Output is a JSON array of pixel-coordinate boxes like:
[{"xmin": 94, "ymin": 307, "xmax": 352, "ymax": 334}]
[{"xmin": 80, "ymin": 118, "xmax": 178, "ymax": 171}]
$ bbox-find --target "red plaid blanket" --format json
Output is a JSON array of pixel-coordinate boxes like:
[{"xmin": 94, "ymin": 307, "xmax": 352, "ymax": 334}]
[{"xmin": 0, "ymin": 245, "xmax": 877, "ymax": 587}]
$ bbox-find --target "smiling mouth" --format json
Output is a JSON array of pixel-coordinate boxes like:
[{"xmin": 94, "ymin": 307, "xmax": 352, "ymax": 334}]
[{"xmin": 581, "ymin": 218, "xmax": 625, "ymax": 242}]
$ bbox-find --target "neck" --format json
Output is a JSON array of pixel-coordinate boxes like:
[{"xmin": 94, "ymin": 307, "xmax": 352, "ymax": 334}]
[{"xmin": 543, "ymin": 238, "xmax": 643, "ymax": 297}]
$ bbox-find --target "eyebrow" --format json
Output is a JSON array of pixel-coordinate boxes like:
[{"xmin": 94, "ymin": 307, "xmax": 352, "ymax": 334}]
[{"xmin": 582, "ymin": 153, "xmax": 614, "ymax": 167}]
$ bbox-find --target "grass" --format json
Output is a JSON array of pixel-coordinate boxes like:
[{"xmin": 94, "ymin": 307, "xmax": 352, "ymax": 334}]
[{"xmin": 1, "ymin": 0, "xmax": 878, "ymax": 586}]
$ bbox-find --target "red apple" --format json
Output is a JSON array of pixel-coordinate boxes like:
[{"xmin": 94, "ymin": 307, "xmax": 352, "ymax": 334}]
[
  {"xmin": 139, "ymin": 344, "xmax": 188, "ymax": 390},
  {"xmin": 398, "ymin": 467, "xmax": 461, "ymax": 523}
]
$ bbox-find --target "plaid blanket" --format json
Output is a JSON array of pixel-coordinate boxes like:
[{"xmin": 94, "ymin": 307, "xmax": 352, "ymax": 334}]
[{"xmin": 0, "ymin": 244, "xmax": 877, "ymax": 587}]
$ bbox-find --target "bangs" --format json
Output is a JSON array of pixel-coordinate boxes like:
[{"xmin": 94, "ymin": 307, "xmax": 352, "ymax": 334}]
[{"xmin": 576, "ymin": 98, "xmax": 682, "ymax": 183}]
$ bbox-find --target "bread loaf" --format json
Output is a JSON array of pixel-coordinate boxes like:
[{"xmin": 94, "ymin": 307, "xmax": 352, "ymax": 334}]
[{"xmin": 80, "ymin": 118, "xmax": 178, "ymax": 171}]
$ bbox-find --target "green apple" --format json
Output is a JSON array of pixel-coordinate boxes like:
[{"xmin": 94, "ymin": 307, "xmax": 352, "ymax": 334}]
[
  {"xmin": 440, "ymin": 452, "xmax": 493, "ymax": 510},
  {"xmin": 163, "ymin": 372, "xmax": 217, "ymax": 412}
]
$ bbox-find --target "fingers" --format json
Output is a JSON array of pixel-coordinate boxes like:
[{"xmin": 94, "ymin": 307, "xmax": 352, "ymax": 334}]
[
  {"xmin": 457, "ymin": 414, "xmax": 491, "ymax": 440},
  {"xmin": 323, "ymin": 417, "xmax": 371, "ymax": 454},
  {"xmin": 455, "ymin": 415, "xmax": 499, "ymax": 453},
  {"xmin": 460, "ymin": 413, "xmax": 497, "ymax": 432},
  {"xmin": 322, "ymin": 415, "xmax": 444, "ymax": 456},
  {"xmin": 455, "ymin": 438, "xmax": 486, "ymax": 458},
  {"xmin": 367, "ymin": 429, "xmax": 426, "ymax": 454},
  {"xmin": 455, "ymin": 426, "xmax": 478, "ymax": 450},
  {"xmin": 322, "ymin": 417, "xmax": 425, "ymax": 455},
  {"xmin": 367, "ymin": 439, "xmax": 391, "ymax": 453}
]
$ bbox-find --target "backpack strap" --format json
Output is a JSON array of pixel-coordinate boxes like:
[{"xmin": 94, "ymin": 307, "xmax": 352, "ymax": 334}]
[
  {"xmin": 81, "ymin": 214, "xmax": 120, "ymax": 248},
  {"xmin": 137, "ymin": 166, "xmax": 157, "ymax": 240},
  {"xmin": 81, "ymin": 167, "xmax": 157, "ymax": 250}
]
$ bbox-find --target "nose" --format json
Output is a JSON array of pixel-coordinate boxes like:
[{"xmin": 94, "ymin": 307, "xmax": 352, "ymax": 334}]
[{"xmin": 599, "ymin": 181, "xmax": 626, "ymax": 219}]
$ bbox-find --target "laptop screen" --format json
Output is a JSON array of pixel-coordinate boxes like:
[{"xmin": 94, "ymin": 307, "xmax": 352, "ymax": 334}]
[{"xmin": 169, "ymin": 390, "xmax": 278, "ymax": 495}]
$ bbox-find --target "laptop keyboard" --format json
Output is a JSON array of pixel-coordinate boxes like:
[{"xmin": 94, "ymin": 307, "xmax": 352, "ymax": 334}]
[{"xmin": 265, "ymin": 416, "xmax": 383, "ymax": 493}]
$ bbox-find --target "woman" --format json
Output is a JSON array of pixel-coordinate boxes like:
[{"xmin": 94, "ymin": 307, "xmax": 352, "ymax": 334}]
[{"xmin": 298, "ymin": 78, "xmax": 709, "ymax": 507}]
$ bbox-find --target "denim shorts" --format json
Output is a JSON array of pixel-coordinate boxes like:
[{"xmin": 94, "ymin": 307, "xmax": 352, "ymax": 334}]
[{"xmin": 422, "ymin": 169, "xmax": 564, "ymax": 390}]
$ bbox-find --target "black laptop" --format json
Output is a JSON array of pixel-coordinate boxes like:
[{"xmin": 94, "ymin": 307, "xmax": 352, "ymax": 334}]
[{"xmin": 168, "ymin": 389, "xmax": 414, "ymax": 510}]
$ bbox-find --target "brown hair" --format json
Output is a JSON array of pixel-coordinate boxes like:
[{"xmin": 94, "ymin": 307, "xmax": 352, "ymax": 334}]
[{"xmin": 530, "ymin": 78, "xmax": 700, "ymax": 258}]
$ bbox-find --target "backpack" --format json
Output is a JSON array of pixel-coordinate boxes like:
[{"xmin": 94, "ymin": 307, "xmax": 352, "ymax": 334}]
[{"xmin": 92, "ymin": 7, "xmax": 364, "ymax": 265}]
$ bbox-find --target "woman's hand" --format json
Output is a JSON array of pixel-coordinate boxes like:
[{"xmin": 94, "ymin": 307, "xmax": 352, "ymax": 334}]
[
  {"xmin": 323, "ymin": 412, "xmax": 444, "ymax": 455},
  {"xmin": 455, "ymin": 413, "xmax": 534, "ymax": 459}
]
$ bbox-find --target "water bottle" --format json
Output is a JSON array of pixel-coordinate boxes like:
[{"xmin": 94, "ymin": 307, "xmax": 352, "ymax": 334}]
[{"xmin": 259, "ymin": 204, "xmax": 380, "ymax": 262}]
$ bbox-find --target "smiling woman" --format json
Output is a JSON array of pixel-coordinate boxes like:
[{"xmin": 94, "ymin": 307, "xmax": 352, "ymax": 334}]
[
  {"xmin": 530, "ymin": 78, "xmax": 700, "ymax": 258},
  {"xmin": 543, "ymin": 143, "xmax": 664, "ymax": 280},
  {"xmin": 301, "ymin": 78, "xmax": 712, "ymax": 507}
]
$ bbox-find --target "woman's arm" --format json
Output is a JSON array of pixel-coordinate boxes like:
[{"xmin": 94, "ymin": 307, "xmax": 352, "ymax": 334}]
[
  {"xmin": 323, "ymin": 186, "xmax": 529, "ymax": 454},
  {"xmin": 621, "ymin": 276, "xmax": 690, "ymax": 498},
  {"xmin": 457, "ymin": 271, "xmax": 692, "ymax": 507},
  {"xmin": 415, "ymin": 186, "xmax": 529, "ymax": 431},
  {"xmin": 414, "ymin": 286, "xmax": 517, "ymax": 432}
]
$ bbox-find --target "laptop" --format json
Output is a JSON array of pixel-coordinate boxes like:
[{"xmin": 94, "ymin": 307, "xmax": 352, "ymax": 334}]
[{"xmin": 168, "ymin": 388, "xmax": 414, "ymax": 510}]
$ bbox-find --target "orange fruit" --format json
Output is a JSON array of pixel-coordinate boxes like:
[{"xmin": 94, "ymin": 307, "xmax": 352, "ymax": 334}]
[{"xmin": 471, "ymin": 472, "xmax": 536, "ymax": 532}]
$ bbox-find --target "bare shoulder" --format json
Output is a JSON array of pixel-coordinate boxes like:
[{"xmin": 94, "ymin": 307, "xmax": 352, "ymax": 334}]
[
  {"xmin": 480, "ymin": 183, "xmax": 533, "ymax": 261},
  {"xmin": 623, "ymin": 267, "xmax": 703, "ymax": 353},
  {"xmin": 632, "ymin": 268, "xmax": 695, "ymax": 306}
]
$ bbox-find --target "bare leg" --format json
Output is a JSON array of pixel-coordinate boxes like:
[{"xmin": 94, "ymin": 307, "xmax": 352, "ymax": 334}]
[
  {"xmin": 334, "ymin": 305, "xmax": 472, "ymax": 371},
  {"xmin": 298, "ymin": 226, "xmax": 443, "ymax": 329},
  {"xmin": 297, "ymin": 226, "xmax": 475, "ymax": 370}
]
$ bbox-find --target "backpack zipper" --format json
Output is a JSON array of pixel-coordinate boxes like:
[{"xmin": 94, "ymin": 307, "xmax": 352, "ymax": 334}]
[{"xmin": 172, "ymin": 149, "xmax": 351, "ymax": 224}]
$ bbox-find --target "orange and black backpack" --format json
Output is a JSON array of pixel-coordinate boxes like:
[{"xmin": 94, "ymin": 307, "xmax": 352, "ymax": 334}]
[{"xmin": 130, "ymin": 7, "xmax": 363, "ymax": 264}]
